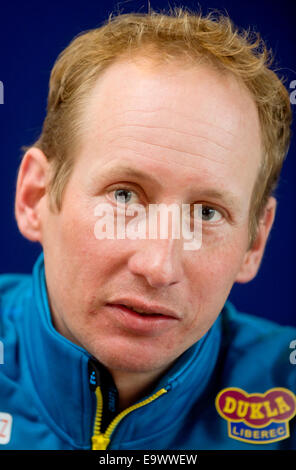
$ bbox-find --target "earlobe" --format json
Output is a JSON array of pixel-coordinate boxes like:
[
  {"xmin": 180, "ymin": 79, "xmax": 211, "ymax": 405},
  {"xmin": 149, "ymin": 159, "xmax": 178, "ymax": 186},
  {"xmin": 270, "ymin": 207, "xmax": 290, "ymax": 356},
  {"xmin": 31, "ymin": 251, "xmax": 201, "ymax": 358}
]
[
  {"xmin": 235, "ymin": 197, "xmax": 277, "ymax": 284},
  {"xmin": 14, "ymin": 147, "xmax": 49, "ymax": 243}
]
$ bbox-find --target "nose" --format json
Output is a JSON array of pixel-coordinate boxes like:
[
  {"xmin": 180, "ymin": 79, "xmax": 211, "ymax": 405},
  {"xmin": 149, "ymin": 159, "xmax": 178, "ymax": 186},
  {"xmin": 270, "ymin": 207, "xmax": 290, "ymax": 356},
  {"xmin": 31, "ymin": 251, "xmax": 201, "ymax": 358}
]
[{"xmin": 127, "ymin": 238, "xmax": 184, "ymax": 289}]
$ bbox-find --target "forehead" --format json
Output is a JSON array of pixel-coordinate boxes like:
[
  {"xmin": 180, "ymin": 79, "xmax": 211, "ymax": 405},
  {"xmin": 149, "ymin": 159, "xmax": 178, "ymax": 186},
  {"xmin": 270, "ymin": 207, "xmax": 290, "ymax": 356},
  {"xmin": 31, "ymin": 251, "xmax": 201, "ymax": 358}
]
[{"xmin": 77, "ymin": 57, "xmax": 262, "ymax": 202}]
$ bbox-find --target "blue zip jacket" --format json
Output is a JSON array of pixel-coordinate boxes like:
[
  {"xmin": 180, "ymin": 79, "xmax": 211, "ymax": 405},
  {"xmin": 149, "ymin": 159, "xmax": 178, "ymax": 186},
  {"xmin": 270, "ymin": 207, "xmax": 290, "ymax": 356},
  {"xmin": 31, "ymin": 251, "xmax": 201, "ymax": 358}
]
[{"xmin": 0, "ymin": 252, "xmax": 295, "ymax": 450}]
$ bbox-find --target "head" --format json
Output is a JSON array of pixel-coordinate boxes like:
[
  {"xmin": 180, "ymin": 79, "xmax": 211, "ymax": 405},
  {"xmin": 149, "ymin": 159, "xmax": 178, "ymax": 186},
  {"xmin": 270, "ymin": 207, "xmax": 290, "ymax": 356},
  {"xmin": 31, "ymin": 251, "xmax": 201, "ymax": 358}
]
[{"xmin": 15, "ymin": 9, "xmax": 292, "ymax": 376}]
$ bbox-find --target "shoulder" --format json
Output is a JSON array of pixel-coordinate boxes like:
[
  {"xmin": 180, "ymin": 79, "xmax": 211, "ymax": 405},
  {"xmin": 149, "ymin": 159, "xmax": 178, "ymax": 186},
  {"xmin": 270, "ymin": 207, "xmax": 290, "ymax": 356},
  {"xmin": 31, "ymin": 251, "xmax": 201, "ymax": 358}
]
[
  {"xmin": 0, "ymin": 271, "xmax": 32, "ymax": 336},
  {"xmin": 221, "ymin": 301, "xmax": 296, "ymax": 350},
  {"xmin": 0, "ymin": 272, "xmax": 32, "ymax": 293},
  {"xmin": 219, "ymin": 301, "xmax": 296, "ymax": 388}
]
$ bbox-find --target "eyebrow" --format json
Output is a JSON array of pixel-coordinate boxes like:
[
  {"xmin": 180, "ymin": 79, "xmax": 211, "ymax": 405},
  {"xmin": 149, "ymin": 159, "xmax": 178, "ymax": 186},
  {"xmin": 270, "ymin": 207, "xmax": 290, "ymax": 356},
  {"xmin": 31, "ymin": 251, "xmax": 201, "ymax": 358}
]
[
  {"xmin": 191, "ymin": 188, "xmax": 240, "ymax": 210},
  {"xmin": 96, "ymin": 164, "xmax": 240, "ymax": 209},
  {"xmin": 95, "ymin": 164, "xmax": 163, "ymax": 189}
]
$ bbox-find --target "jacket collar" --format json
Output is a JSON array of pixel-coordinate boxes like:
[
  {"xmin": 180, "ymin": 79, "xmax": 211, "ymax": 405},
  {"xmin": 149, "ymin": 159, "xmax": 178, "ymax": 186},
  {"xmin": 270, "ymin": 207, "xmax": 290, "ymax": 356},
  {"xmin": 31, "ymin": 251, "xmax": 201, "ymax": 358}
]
[
  {"xmin": 23, "ymin": 252, "xmax": 223, "ymax": 448},
  {"xmin": 23, "ymin": 252, "xmax": 94, "ymax": 449}
]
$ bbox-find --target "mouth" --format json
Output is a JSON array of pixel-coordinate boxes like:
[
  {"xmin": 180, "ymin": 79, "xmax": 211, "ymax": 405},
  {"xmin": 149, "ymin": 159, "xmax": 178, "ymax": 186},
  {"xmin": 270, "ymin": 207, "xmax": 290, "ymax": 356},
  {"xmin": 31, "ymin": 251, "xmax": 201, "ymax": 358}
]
[
  {"xmin": 107, "ymin": 299, "xmax": 179, "ymax": 318},
  {"xmin": 111, "ymin": 304, "xmax": 170, "ymax": 318},
  {"xmin": 105, "ymin": 300, "xmax": 179, "ymax": 334}
]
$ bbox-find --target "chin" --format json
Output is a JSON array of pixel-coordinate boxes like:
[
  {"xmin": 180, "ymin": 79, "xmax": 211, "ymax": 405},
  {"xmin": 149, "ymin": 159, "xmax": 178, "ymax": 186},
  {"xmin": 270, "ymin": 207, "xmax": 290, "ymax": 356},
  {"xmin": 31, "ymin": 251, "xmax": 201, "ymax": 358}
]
[{"xmin": 88, "ymin": 340, "xmax": 175, "ymax": 375}]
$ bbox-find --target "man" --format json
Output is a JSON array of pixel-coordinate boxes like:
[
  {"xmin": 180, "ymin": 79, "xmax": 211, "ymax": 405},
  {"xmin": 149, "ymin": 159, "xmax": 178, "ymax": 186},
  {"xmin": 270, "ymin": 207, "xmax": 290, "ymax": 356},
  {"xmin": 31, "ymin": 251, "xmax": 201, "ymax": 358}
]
[{"xmin": 0, "ymin": 8, "xmax": 295, "ymax": 450}]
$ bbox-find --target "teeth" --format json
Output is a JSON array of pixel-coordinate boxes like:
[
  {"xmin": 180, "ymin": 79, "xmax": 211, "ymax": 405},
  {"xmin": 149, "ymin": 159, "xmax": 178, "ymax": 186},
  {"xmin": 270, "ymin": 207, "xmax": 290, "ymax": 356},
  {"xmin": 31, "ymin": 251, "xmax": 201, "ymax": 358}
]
[
  {"xmin": 128, "ymin": 306, "xmax": 147, "ymax": 314},
  {"xmin": 126, "ymin": 305, "xmax": 157, "ymax": 315}
]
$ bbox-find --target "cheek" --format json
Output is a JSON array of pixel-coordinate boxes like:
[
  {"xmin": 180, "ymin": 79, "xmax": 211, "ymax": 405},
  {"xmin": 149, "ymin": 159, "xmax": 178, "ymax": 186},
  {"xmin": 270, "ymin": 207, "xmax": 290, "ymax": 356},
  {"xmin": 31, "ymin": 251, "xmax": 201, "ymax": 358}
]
[
  {"xmin": 54, "ymin": 202, "xmax": 140, "ymax": 294},
  {"xmin": 186, "ymin": 235, "xmax": 248, "ymax": 310},
  {"xmin": 175, "ymin": 243, "xmax": 245, "ymax": 345}
]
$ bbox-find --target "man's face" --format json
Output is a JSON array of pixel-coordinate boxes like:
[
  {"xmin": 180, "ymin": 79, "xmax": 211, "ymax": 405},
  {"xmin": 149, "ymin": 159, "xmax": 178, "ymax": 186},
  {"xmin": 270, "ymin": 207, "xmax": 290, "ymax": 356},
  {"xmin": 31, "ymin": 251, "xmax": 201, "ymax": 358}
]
[{"xmin": 39, "ymin": 58, "xmax": 262, "ymax": 375}]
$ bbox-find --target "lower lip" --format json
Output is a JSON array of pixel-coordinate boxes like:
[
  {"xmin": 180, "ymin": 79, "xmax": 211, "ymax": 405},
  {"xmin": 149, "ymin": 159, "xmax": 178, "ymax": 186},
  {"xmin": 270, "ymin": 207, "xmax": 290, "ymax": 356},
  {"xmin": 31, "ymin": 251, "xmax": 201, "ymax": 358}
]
[{"xmin": 105, "ymin": 303, "xmax": 178, "ymax": 334}]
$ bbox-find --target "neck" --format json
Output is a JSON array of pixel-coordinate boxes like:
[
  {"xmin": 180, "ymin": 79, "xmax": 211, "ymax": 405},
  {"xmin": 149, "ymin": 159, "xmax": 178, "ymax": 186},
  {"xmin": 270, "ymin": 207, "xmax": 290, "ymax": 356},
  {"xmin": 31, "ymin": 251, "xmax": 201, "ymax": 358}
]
[{"xmin": 109, "ymin": 365, "xmax": 172, "ymax": 412}]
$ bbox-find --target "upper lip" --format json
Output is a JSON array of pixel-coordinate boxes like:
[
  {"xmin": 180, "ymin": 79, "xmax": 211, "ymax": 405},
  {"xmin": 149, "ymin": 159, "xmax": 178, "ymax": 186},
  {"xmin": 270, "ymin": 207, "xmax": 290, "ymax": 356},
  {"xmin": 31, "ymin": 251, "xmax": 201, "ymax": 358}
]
[{"xmin": 107, "ymin": 298, "xmax": 180, "ymax": 319}]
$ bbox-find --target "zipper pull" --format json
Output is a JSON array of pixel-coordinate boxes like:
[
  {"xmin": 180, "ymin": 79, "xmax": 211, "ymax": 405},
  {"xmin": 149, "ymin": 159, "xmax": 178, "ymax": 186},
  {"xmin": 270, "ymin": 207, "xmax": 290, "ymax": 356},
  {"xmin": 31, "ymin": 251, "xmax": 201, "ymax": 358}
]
[
  {"xmin": 88, "ymin": 357, "xmax": 119, "ymax": 450},
  {"xmin": 92, "ymin": 433, "xmax": 110, "ymax": 450}
]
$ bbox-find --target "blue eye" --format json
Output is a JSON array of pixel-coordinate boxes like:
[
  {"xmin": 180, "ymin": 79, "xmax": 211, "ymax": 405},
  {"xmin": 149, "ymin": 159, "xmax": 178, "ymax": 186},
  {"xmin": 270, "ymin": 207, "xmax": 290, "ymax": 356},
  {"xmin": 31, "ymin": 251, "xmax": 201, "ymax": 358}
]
[
  {"xmin": 201, "ymin": 206, "xmax": 222, "ymax": 222},
  {"xmin": 114, "ymin": 188, "xmax": 133, "ymax": 204}
]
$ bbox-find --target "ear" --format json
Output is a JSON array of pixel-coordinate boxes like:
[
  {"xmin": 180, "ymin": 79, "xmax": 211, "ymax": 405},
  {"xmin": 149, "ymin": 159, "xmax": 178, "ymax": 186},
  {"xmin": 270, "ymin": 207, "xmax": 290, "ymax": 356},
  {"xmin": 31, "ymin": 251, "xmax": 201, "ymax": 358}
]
[
  {"xmin": 15, "ymin": 147, "xmax": 49, "ymax": 243},
  {"xmin": 235, "ymin": 196, "xmax": 277, "ymax": 283}
]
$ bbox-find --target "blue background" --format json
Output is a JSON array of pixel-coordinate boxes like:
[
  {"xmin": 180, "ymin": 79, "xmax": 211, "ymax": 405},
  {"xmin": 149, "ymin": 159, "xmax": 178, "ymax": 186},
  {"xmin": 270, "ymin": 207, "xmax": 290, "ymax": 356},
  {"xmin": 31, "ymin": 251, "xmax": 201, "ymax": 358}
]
[{"xmin": 0, "ymin": 0, "xmax": 295, "ymax": 325}]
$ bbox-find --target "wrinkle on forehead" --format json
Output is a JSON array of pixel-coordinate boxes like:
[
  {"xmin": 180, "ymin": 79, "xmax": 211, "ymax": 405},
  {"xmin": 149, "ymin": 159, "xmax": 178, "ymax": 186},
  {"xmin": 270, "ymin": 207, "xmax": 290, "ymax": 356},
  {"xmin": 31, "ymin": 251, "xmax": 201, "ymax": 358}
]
[
  {"xmin": 88, "ymin": 107, "xmax": 238, "ymax": 140},
  {"xmin": 106, "ymin": 136, "xmax": 230, "ymax": 168},
  {"xmin": 87, "ymin": 109, "xmax": 246, "ymax": 175},
  {"xmin": 92, "ymin": 108, "xmax": 237, "ymax": 158}
]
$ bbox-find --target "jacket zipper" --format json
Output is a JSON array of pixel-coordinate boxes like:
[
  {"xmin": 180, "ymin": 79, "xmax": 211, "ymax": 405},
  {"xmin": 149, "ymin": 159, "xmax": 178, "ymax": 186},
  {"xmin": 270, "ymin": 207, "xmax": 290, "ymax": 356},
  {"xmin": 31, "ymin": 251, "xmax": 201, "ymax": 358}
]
[{"xmin": 91, "ymin": 386, "xmax": 168, "ymax": 450}]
